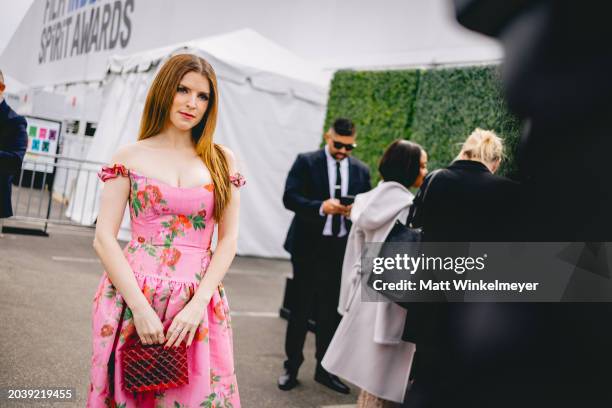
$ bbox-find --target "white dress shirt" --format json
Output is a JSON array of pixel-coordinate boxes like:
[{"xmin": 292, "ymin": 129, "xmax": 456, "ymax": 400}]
[{"xmin": 319, "ymin": 145, "xmax": 349, "ymax": 237}]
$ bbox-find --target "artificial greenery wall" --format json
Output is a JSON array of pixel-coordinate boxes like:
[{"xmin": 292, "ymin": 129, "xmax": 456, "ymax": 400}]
[
  {"xmin": 324, "ymin": 65, "xmax": 521, "ymax": 183},
  {"xmin": 410, "ymin": 66, "xmax": 521, "ymax": 177},
  {"xmin": 322, "ymin": 70, "xmax": 420, "ymax": 185}
]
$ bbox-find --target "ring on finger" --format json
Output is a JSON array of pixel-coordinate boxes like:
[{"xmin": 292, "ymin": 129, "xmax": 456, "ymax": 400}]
[{"xmin": 176, "ymin": 328, "xmax": 188, "ymax": 341}]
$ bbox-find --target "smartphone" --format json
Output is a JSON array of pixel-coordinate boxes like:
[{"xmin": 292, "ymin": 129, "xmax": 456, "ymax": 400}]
[{"xmin": 339, "ymin": 195, "xmax": 355, "ymax": 206}]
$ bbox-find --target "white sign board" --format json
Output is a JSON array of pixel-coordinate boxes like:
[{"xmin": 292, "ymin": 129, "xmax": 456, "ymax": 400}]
[{"xmin": 23, "ymin": 116, "xmax": 62, "ymax": 173}]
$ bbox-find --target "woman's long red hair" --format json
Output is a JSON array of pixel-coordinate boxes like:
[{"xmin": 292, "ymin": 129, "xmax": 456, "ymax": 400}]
[{"xmin": 138, "ymin": 53, "xmax": 231, "ymax": 221}]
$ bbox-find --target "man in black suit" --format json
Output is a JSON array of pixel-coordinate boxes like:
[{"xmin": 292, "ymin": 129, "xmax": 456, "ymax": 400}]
[
  {"xmin": 278, "ymin": 118, "xmax": 371, "ymax": 393},
  {"xmin": 0, "ymin": 69, "xmax": 28, "ymax": 228}
]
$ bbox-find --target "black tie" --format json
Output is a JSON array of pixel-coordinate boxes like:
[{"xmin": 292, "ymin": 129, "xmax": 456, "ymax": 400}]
[{"xmin": 332, "ymin": 161, "xmax": 341, "ymax": 236}]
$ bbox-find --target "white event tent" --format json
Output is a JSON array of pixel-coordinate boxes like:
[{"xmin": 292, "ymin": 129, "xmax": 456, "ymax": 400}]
[{"xmin": 67, "ymin": 29, "xmax": 329, "ymax": 258}]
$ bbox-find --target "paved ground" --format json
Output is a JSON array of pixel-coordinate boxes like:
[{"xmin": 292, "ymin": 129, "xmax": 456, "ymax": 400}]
[{"xmin": 0, "ymin": 221, "xmax": 357, "ymax": 408}]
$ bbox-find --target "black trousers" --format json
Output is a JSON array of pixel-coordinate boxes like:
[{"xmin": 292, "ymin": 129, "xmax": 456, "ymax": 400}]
[{"xmin": 283, "ymin": 235, "xmax": 347, "ymax": 374}]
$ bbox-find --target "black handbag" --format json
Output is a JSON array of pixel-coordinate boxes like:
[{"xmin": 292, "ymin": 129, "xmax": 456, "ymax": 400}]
[
  {"xmin": 366, "ymin": 170, "xmax": 443, "ymax": 300},
  {"xmin": 386, "ymin": 169, "xmax": 442, "ymax": 242}
]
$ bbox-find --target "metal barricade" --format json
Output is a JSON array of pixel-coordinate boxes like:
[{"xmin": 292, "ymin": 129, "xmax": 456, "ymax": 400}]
[{"xmin": 6, "ymin": 153, "xmax": 106, "ymax": 235}]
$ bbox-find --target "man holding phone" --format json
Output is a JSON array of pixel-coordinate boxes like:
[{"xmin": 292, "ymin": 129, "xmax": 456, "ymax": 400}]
[
  {"xmin": 0, "ymin": 69, "xmax": 28, "ymax": 228},
  {"xmin": 279, "ymin": 118, "xmax": 371, "ymax": 393}
]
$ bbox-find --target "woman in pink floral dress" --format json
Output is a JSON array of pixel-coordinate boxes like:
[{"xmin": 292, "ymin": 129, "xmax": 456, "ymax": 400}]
[{"xmin": 87, "ymin": 54, "xmax": 244, "ymax": 407}]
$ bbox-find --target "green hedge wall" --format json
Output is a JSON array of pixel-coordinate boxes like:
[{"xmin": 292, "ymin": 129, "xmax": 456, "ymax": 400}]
[
  {"xmin": 410, "ymin": 66, "xmax": 521, "ymax": 177},
  {"xmin": 322, "ymin": 70, "xmax": 420, "ymax": 185},
  {"xmin": 324, "ymin": 65, "xmax": 521, "ymax": 183}
]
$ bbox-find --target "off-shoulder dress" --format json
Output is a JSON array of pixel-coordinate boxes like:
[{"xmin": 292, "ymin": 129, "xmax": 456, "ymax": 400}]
[{"xmin": 87, "ymin": 164, "xmax": 245, "ymax": 408}]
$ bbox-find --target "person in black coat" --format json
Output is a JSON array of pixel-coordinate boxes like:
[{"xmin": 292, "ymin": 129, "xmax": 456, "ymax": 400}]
[
  {"xmin": 441, "ymin": 2, "xmax": 612, "ymax": 406},
  {"xmin": 278, "ymin": 118, "xmax": 371, "ymax": 393},
  {"xmin": 401, "ymin": 129, "xmax": 523, "ymax": 408},
  {"xmin": 0, "ymin": 70, "xmax": 28, "ymax": 221}
]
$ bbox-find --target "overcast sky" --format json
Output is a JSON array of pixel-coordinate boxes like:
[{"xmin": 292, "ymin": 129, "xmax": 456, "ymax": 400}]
[{"xmin": 0, "ymin": 0, "xmax": 35, "ymax": 54}]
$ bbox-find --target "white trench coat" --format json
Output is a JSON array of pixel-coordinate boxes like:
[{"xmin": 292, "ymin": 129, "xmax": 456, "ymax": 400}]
[{"xmin": 322, "ymin": 181, "xmax": 416, "ymax": 403}]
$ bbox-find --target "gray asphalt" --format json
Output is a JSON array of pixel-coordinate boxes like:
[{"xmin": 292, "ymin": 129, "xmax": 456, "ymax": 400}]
[{"xmin": 0, "ymin": 222, "xmax": 357, "ymax": 408}]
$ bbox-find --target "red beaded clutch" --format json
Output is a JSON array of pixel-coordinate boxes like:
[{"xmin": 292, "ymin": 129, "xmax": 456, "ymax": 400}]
[{"xmin": 122, "ymin": 341, "xmax": 189, "ymax": 393}]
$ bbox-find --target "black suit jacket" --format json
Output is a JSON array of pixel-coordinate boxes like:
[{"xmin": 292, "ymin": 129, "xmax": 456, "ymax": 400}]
[
  {"xmin": 0, "ymin": 99, "xmax": 28, "ymax": 218},
  {"xmin": 282, "ymin": 149, "xmax": 371, "ymax": 259}
]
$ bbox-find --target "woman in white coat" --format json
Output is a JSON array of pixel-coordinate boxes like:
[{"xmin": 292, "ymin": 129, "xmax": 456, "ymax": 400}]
[{"xmin": 322, "ymin": 140, "xmax": 428, "ymax": 407}]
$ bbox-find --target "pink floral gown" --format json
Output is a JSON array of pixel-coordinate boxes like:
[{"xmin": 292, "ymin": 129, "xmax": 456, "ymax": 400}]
[{"xmin": 87, "ymin": 164, "xmax": 245, "ymax": 408}]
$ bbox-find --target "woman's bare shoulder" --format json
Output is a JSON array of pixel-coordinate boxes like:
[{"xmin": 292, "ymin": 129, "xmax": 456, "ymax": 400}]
[
  {"xmin": 109, "ymin": 141, "xmax": 151, "ymax": 168},
  {"xmin": 217, "ymin": 144, "xmax": 236, "ymax": 162}
]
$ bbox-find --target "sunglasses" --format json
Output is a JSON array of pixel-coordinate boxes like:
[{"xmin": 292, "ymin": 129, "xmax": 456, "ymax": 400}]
[{"xmin": 332, "ymin": 140, "xmax": 357, "ymax": 151}]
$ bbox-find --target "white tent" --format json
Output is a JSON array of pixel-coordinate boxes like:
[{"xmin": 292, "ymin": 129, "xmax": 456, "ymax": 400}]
[{"xmin": 67, "ymin": 29, "xmax": 328, "ymax": 259}]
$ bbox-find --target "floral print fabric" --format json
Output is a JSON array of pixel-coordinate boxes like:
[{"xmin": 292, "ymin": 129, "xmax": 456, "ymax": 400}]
[{"xmin": 87, "ymin": 164, "xmax": 243, "ymax": 408}]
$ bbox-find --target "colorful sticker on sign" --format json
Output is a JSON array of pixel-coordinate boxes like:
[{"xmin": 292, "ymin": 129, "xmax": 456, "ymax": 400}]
[
  {"xmin": 39, "ymin": 128, "xmax": 48, "ymax": 139},
  {"xmin": 49, "ymin": 130, "xmax": 57, "ymax": 140},
  {"xmin": 32, "ymin": 139, "xmax": 40, "ymax": 151},
  {"xmin": 29, "ymin": 126, "xmax": 37, "ymax": 137},
  {"xmin": 42, "ymin": 141, "xmax": 50, "ymax": 152}
]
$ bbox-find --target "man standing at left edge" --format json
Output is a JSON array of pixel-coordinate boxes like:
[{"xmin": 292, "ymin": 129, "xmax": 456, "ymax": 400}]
[
  {"xmin": 279, "ymin": 118, "xmax": 371, "ymax": 393},
  {"xmin": 0, "ymin": 69, "xmax": 28, "ymax": 233}
]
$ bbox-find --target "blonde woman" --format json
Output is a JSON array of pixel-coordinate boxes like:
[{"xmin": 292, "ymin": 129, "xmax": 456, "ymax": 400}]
[
  {"xmin": 402, "ymin": 128, "xmax": 521, "ymax": 407},
  {"xmin": 410, "ymin": 128, "xmax": 518, "ymax": 242},
  {"xmin": 87, "ymin": 54, "xmax": 243, "ymax": 407}
]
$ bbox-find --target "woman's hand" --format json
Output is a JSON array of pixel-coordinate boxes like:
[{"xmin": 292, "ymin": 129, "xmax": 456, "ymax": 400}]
[
  {"xmin": 132, "ymin": 305, "xmax": 165, "ymax": 345},
  {"xmin": 165, "ymin": 298, "xmax": 208, "ymax": 348}
]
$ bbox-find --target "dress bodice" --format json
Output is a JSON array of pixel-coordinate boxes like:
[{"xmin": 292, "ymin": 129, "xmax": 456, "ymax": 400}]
[{"xmin": 98, "ymin": 163, "xmax": 245, "ymax": 256}]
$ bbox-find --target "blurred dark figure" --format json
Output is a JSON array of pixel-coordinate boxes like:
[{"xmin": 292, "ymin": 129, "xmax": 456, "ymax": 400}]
[
  {"xmin": 401, "ymin": 1, "xmax": 612, "ymax": 407},
  {"xmin": 456, "ymin": 0, "xmax": 612, "ymax": 239},
  {"xmin": 0, "ymin": 69, "xmax": 28, "ymax": 222}
]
